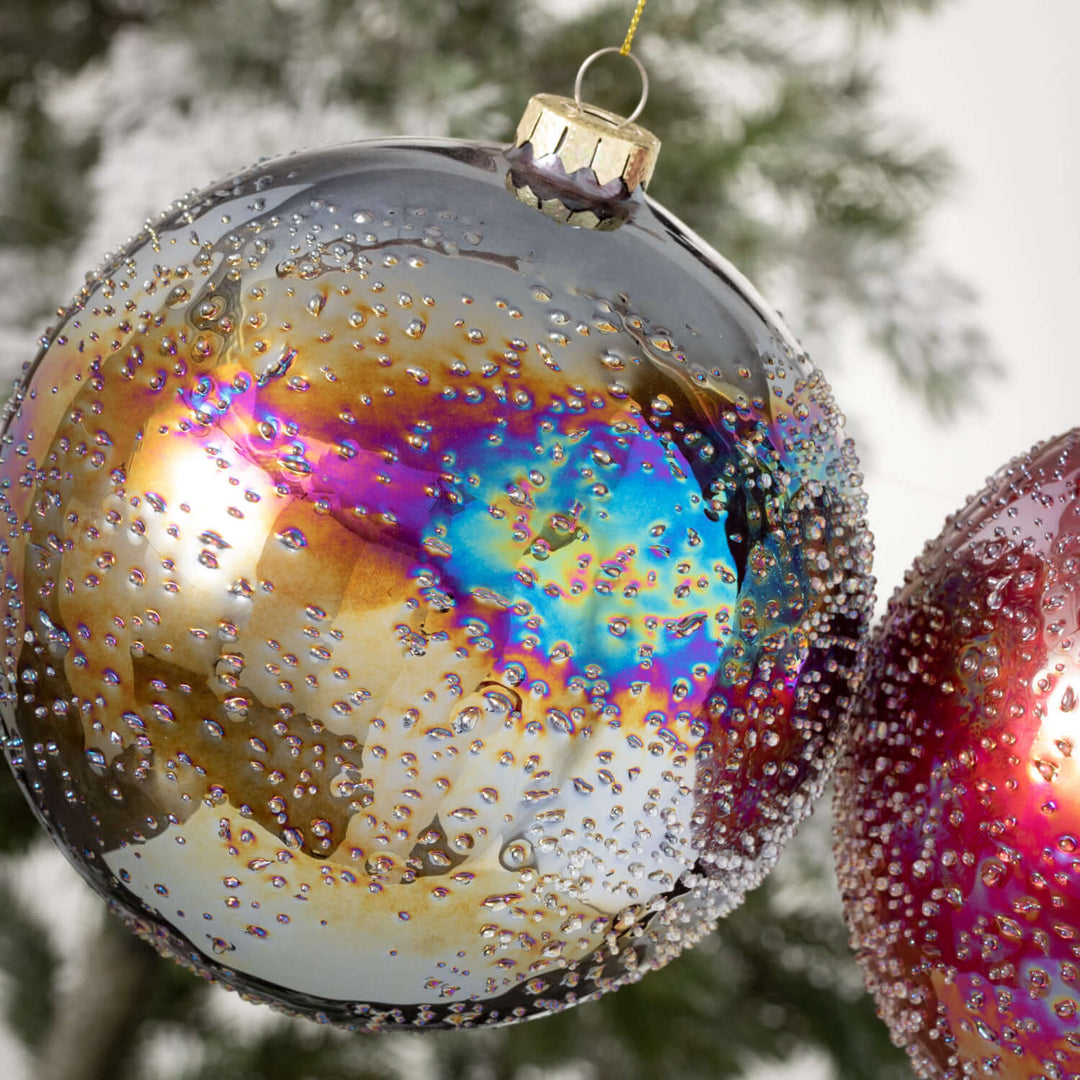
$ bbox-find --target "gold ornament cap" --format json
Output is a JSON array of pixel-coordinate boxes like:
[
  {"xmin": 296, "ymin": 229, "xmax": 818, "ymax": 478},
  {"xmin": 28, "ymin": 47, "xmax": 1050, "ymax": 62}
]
[{"xmin": 514, "ymin": 92, "xmax": 661, "ymax": 193}]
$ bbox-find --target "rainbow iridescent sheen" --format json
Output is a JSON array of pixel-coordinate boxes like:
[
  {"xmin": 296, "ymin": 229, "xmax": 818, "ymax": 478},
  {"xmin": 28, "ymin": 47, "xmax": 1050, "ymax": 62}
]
[
  {"xmin": 835, "ymin": 429, "xmax": 1080, "ymax": 1078},
  {"xmin": 0, "ymin": 138, "xmax": 871, "ymax": 1028}
]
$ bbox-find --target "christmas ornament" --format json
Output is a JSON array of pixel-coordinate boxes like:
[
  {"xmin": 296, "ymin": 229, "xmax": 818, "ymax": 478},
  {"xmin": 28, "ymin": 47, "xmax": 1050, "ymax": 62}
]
[
  {"xmin": 0, "ymin": 39, "xmax": 872, "ymax": 1029},
  {"xmin": 835, "ymin": 429, "xmax": 1080, "ymax": 1078}
]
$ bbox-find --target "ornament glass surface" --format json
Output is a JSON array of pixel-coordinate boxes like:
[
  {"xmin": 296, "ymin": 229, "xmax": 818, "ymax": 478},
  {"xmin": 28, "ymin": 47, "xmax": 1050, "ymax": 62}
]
[
  {"xmin": 0, "ymin": 132, "xmax": 871, "ymax": 1029},
  {"xmin": 835, "ymin": 429, "xmax": 1080, "ymax": 1078}
]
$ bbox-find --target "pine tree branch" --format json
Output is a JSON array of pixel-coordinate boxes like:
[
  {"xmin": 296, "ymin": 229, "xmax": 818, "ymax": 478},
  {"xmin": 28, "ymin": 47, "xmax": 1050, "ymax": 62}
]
[
  {"xmin": 0, "ymin": 871, "xmax": 58, "ymax": 1052},
  {"xmin": 35, "ymin": 913, "xmax": 158, "ymax": 1080}
]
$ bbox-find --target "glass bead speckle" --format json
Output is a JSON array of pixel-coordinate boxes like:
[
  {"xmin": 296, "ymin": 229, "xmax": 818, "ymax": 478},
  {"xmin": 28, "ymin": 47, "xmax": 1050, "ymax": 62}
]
[{"xmin": 0, "ymin": 138, "xmax": 872, "ymax": 1029}]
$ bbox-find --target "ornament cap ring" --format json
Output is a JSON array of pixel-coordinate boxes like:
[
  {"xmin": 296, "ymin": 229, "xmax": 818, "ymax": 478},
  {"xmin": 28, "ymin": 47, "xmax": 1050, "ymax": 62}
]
[{"xmin": 574, "ymin": 47, "xmax": 649, "ymax": 127}]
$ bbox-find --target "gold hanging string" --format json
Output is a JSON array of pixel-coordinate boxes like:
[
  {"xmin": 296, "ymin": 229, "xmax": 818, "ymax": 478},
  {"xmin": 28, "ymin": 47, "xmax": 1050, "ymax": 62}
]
[
  {"xmin": 569, "ymin": 1, "xmax": 653, "ymax": 128},
  {"xmin": 620, "ymin": 0, "xmax": 649, "ymax": 55}
]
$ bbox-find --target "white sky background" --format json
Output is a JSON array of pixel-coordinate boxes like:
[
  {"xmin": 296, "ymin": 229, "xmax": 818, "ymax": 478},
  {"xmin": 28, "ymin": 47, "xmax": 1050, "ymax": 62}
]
[
  {"xmin": 837, "ymin": 0, "xmax": 1080, "ymax": 618},
  {"xmin": 1, "ymin": 2, "xmax": 1078, "ymax": 1078}
]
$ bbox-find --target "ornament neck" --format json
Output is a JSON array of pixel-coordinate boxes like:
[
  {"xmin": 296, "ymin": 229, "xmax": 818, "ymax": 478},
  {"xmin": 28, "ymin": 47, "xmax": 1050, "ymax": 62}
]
[{"xmin": 506, "ymin": 58, "xmax": 660, "ymax": 231}]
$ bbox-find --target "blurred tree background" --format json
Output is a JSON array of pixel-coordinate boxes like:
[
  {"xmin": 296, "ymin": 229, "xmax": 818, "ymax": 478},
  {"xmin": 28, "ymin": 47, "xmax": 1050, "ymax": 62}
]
[{"xmin": 0, "ymin": 1, "xmax": 993, "ymax": 1078}]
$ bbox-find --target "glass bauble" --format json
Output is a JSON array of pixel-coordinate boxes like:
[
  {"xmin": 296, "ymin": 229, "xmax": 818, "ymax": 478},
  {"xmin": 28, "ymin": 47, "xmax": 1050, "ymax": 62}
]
[
  {"xmin": 835, "ymin": 429, "xmax": 1080, "ymax": 1077},
  {"xmin": 0, "ymin": 136, "xmax": 871, "ymax": 1029}
]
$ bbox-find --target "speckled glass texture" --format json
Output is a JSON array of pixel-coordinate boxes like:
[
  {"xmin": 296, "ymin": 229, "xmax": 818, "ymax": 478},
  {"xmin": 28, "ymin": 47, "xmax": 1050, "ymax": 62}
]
[
  {"xmin": 0, "ymin": 139, "xmax": 871, "ymax": 1030},
  {"xmin": 835, "ymin": 429, "xmax": 1080, "ymax": 1079}
]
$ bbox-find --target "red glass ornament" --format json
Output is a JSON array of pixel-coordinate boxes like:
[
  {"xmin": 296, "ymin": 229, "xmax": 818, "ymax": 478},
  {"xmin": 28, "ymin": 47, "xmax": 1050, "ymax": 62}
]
[{"xmin": 835, "ymin": 429, "xmax": 1080, "ymax": 1078}]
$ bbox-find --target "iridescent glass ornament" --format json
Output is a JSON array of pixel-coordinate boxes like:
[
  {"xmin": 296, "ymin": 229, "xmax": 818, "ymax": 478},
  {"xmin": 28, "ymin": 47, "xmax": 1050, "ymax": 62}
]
[
  {"xmin": 835, "ymin": 430, "xmax": 1080, "ymax": 1078},
  {"xmin": 0, "ymin": 89, "xmax": 872, "ymax": 1029}
]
